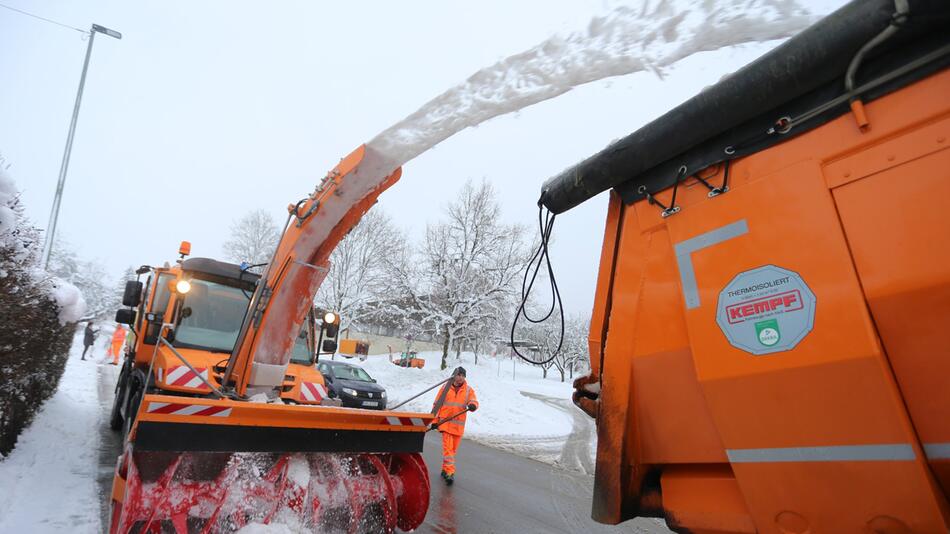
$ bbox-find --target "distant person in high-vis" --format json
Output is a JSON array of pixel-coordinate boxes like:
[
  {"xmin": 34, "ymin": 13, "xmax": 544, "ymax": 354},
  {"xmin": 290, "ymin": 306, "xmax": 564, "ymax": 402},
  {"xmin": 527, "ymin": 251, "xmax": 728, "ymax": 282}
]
[
  {"xmin": 432, "ymin": 367, "xmax": 478, "ymax": 486},
  {"xmin": 108, "ymin": 324, "xmax": 127, "ymax": 365}
]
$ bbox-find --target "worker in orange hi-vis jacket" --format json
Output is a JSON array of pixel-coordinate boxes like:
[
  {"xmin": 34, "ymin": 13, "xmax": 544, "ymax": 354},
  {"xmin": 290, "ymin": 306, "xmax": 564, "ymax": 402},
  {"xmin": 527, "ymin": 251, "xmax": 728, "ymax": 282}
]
[
  {"xmin": 432, "ymin": 367, "xmax": 478, "ymax": 486},
  {"xmin": 109, "ymin": 324, "xmax": 127, "ymax": 365}
]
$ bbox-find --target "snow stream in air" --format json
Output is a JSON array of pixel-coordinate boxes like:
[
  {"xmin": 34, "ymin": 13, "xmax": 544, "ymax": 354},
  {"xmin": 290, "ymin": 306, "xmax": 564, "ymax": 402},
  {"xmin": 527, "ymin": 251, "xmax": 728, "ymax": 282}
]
[{"xmin": 358, "ymin": 0, "xmax": 816, "ymax": 183}]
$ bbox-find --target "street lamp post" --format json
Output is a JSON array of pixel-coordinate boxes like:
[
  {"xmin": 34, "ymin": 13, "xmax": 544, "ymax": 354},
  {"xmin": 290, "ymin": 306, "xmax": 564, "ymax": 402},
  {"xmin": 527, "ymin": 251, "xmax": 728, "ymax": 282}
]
[{"xmin": 40, "ymin": 23, "xmax": 121, "ymax": 269}]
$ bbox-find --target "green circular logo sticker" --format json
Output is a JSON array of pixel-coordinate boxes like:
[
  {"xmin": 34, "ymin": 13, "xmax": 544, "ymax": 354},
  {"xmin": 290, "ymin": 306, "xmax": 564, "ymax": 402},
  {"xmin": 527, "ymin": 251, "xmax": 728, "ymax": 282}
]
[
  {"xmin": 716, "ymin": 265, "xmax": 816, "ymax": 355},
  {"xmin": 756, "ymin": 321, "xmax": 780, "ymax": 346}
]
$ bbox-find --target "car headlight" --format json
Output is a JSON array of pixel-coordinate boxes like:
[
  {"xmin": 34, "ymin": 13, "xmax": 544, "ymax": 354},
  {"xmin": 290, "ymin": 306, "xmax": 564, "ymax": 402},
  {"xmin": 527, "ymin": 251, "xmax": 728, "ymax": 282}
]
[
  {"xmin": 342, "ymin": 388, "xmax": 358, "ymax": 396},
  {"xmin": 380, "ymin": 391, "xmax": 387, "ymax": 399}
]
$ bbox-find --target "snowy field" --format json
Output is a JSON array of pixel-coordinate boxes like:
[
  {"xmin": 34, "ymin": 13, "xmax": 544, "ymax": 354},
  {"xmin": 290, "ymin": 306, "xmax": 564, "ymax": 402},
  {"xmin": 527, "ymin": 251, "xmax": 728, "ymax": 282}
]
[{"xmin": 341, "ymin": 350, "xmax": 591, "ymax": 466}]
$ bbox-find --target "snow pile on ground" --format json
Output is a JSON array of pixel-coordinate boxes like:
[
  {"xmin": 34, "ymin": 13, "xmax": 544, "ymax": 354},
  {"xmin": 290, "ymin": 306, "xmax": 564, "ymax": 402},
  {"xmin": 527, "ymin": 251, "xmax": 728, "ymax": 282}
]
[
  {"xmin": 347, "ymin": 350, "xmax": 579, "ymax": 459},
  {"xmin": 364, "ymin": 0, "xmax": 814, "ymax": 178},
  {"xmin": 0, "ymin": 334, "xmax": 101, "ymax": 533}
]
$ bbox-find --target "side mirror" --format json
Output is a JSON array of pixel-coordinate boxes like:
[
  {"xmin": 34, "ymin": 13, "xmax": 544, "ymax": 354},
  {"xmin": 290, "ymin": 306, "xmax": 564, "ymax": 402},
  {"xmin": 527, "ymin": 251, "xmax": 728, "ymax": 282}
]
[
  {"xmin": 322, "ymin": 339, "xmax": 337, "ymax": 353},
  {"xmin": 115, "ymin": 308, "xmax": 135, "ymax": 325},
  {"xmin": 122, "ymin": 280, "xmax": 143, "ymax": 307},
  {"xmin": 325, "ymin": 374, "xmax": 334, "ymax": 382}
]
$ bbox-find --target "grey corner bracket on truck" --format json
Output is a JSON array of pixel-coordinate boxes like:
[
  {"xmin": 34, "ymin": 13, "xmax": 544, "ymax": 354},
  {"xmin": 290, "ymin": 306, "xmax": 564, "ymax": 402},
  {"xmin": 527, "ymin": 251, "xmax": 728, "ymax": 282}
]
[{"xmin": 537, "ymin": 0, "xmax": 950, "ymax": 214}]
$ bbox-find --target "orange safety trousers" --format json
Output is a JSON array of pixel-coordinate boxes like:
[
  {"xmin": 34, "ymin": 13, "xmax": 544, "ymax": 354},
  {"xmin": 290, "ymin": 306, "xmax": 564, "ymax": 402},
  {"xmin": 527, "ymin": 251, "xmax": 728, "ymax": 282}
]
[
  {"xmin": 441, "ymin": 431, "xmax": 461, "ymax": 475},
  {"xmin": 109, "ymin": 329, "xmax": 125, "ymax": 364}
]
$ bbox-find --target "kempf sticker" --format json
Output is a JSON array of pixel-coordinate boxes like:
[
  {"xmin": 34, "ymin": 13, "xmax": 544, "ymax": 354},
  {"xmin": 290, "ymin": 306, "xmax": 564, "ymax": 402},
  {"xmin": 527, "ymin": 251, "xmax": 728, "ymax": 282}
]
[{"xmin": 716, "ymin": 265, "xmax": 816, "ymax": 355}]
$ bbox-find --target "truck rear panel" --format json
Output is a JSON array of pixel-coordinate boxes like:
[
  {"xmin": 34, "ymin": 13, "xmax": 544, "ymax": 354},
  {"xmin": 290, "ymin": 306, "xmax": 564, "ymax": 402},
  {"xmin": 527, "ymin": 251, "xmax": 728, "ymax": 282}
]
[{"xmin": 587, "ymin": 64, "xmax": 950, "ymax": 533}]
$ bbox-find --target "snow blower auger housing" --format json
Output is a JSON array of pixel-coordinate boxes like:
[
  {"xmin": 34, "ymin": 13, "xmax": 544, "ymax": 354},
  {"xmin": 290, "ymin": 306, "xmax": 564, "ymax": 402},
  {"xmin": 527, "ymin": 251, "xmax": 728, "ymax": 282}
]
[{"xmin": 109, "ymin": 147, "xmax": 434, "ymax": 533}]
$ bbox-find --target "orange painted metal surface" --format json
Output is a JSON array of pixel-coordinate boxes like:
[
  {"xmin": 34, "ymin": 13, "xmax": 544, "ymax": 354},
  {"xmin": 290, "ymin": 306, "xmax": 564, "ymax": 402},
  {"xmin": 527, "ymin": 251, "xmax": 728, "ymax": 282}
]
[
  {"xmin": 132, "ymin": 394, "xmax": 431, "ymax": 435},
  {"xmin": 338, "ymin": 338, "xmax": 370, "ymax": 359},
  {"xmin": 228, "ymin": 146, "xmax": 402, "ymax": 395},
  {"xmin": 583, "ymin": 67, "xmax": 950, "ymax": 532},
  {"xmin": 281, "ymin": 362, "xmax": 329, "ymax": 405}
]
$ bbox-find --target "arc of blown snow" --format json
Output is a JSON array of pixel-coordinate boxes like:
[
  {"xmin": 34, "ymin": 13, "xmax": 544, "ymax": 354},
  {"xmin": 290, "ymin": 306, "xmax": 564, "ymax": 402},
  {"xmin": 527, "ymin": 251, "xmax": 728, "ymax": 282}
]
[{"xmin": 365, "ymin": 0, "xmax": 815, "ymax": 177}]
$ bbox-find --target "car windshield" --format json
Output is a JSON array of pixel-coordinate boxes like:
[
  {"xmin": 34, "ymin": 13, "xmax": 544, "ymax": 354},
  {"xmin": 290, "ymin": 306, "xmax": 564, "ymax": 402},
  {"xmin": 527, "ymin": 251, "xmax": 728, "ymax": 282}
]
[
  {"xmin": 174, "ymin": 279, "xmax": 249, "ymax": 352},
  {"xmin": 332, "ymin": 365, "xmax": 373, "ymax": 382}
]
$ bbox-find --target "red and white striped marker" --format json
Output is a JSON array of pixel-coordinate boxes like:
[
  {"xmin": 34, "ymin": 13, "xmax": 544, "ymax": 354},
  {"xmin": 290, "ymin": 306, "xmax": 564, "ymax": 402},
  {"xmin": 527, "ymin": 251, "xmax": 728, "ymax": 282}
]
[
  {"xmin": 299, "ymin": 382, "xmax": 327, "ymax": 403},
  {"xmin": 385, "ymin": 416, "xmax": 426, "ymax": 427},
  {"xmin": 159, "ymin": 366, "xmax": 211, "ymax": 390},
  {"xmin": 146, "ymin": 402, "xmax": 232, "ymax": 417}
]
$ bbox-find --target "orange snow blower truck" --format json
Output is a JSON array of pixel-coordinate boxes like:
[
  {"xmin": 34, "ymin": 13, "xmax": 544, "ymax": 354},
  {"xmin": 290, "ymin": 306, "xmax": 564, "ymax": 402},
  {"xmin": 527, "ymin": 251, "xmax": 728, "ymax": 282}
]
[
  {"xmin": 541, "ymin": 1, "xmax": 950, "ymax": 532},
  {"xmin": 108, "ymin": 148, "xmax": 433, "ymax": 533}
]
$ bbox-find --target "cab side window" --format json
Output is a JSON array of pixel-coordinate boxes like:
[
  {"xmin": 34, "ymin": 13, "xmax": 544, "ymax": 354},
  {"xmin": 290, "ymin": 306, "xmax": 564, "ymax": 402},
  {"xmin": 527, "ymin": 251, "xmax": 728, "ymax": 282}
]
[
  {"xmin": 136, "ymin": 275, "xmax": 153, "ymax": 330},
  {"xmin": 144, "ymin": 273, "xmax": 174, "ymax": 344},
  {"xmin": 151, "ymin": 274, "xmax": 173, "ymax": 316}
]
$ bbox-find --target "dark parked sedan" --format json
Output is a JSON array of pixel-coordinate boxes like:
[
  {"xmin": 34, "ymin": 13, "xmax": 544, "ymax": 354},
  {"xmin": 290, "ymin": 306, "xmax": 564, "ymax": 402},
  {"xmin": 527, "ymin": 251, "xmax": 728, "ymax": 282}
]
[{"xmin": 317, "ymin": 360, "xmax": 387, "ymax": 409}]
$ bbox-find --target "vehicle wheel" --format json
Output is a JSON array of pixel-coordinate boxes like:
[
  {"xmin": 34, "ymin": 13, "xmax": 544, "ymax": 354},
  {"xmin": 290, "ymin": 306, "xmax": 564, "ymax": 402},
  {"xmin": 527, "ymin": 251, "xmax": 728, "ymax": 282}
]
[
  {"xmin": 109, "ymin": 365, "xmax": 129, "ymax": 431},
  {"xmin": 123, "ymin": 385, "xmax": 142, "ymax": 438}
]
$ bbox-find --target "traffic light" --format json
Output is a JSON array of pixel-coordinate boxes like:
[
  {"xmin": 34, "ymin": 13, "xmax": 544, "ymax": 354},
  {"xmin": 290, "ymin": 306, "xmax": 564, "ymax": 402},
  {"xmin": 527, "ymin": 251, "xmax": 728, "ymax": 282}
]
[{"xmin": 323, "ymin": 311, "xmax": 340, "ymax": 339}]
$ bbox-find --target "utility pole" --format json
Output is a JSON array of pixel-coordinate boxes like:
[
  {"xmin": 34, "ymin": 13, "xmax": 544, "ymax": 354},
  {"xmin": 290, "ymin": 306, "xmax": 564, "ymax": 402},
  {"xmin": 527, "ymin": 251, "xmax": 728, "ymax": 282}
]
[{"xmin": 41, "ymin": 23, "xmax": 121, "ymax": 269}]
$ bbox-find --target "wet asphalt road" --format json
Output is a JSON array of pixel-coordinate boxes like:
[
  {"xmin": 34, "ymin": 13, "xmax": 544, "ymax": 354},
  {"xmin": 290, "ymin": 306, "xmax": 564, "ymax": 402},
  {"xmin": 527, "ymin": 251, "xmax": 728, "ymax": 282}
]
[
  {"xmin": 96, "ymin": 367, "xmax": 671, "ymax": 533},
  {"xmin": 417, "ymin": 432, "xmax": 670, "ymax": 534},
  {"xmin": 97, "ymin": 365, "xmax": 124, "ymax": 532}
]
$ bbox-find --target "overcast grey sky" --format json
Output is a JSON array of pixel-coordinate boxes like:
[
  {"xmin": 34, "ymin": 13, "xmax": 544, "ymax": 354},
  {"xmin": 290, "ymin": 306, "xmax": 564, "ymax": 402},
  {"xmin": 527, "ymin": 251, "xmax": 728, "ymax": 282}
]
[{"xmin": 0, "ymin": 0, "xmax": 845, "ymax": 316}]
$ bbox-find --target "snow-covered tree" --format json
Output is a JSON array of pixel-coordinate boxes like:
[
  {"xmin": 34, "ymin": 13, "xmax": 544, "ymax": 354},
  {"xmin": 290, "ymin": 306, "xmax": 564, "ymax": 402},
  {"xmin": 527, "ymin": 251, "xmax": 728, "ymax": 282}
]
[
  {"xmin": 315, "ymin": 209, "xmax": 405, "ymax": 332},
  {"xmin": 516, "ymin": 304, "xmax": 563, "ymax": 380},
  {"xmin": 562, "ymin": 313, "xmax": 591, "ymax": 381},
  {"xmin": 514, "ymin": 305, "xmax": 589, "ymax": 382},
  {"xmin": 387, "ymin": 179, "xmax": 529, "ymax": 370},
  {"xmin": 47, "ymin": 238, "xmax": 114, "ymax": 319},
  {"xmin": 113, "ymin": 266, "xmax": 137, "ymax": 310},
  {"xmin": 223, "ymin": 209, "xmax": 281, "ymax": 267},
  {"xmin": 458, "ymin": 313, "xmax": 505, "ymax": 366},
  {"xmin": 0, "ymin": 158, "xmax": 83, "ymax": 455}
]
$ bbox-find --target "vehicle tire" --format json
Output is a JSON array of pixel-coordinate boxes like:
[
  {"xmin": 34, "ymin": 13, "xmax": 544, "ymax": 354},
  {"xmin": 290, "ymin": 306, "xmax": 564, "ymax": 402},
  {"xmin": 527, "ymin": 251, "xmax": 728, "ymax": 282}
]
[
  {"xmin": 123, "ymin": 384, "xmax": 142, "ymax": 438},
  {"xmin": 109, "ymin": 364, "xmax": 130, "ymax": 431},
  {"xmin": 109, "ymin": 386, "xmax": 125, "ymax": 431}
]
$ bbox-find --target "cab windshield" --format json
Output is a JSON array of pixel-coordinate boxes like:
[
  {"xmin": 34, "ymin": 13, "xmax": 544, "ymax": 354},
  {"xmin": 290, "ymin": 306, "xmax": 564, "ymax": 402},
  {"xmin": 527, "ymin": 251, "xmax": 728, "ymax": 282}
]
[{"xmin": 174, "ymin": 279, "xmax": 249, "ymax": 353}]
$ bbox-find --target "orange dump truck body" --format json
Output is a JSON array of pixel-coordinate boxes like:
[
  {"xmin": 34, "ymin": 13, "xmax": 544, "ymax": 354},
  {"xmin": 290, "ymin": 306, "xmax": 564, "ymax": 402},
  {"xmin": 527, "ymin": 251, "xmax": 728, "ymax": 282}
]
[
  {"xmin": 338, "ymin": 338, "xmax": 370, "ymax": 359},
  {"xmin": 541, "ymin": 1, "xmax": 950, "ymax": 532}
]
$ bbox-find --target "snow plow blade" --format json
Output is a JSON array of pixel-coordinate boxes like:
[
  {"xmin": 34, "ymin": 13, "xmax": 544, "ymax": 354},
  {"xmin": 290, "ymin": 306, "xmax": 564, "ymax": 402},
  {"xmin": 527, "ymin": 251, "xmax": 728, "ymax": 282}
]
[{"xmin": 110, "ymin": 394, "xmax": 433, "ymax": 534}]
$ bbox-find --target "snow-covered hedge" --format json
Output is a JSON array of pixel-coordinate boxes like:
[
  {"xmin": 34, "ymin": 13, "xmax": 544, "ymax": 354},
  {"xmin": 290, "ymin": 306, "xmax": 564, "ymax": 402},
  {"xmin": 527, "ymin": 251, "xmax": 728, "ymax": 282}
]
[{"xmin": 0, "ymin": 165, "xmax": 85, "ymax": 457}]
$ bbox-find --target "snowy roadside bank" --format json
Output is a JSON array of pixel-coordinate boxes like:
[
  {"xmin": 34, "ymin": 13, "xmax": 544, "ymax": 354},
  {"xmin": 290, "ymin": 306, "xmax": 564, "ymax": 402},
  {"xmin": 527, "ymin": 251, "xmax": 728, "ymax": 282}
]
[
  {"xmin": 350, "ymin": 350, "xmax": 593, "ymax": 469},
  {"xmin": 0, "ymin": 333, "xmax": 101, "ymax": 533}
]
